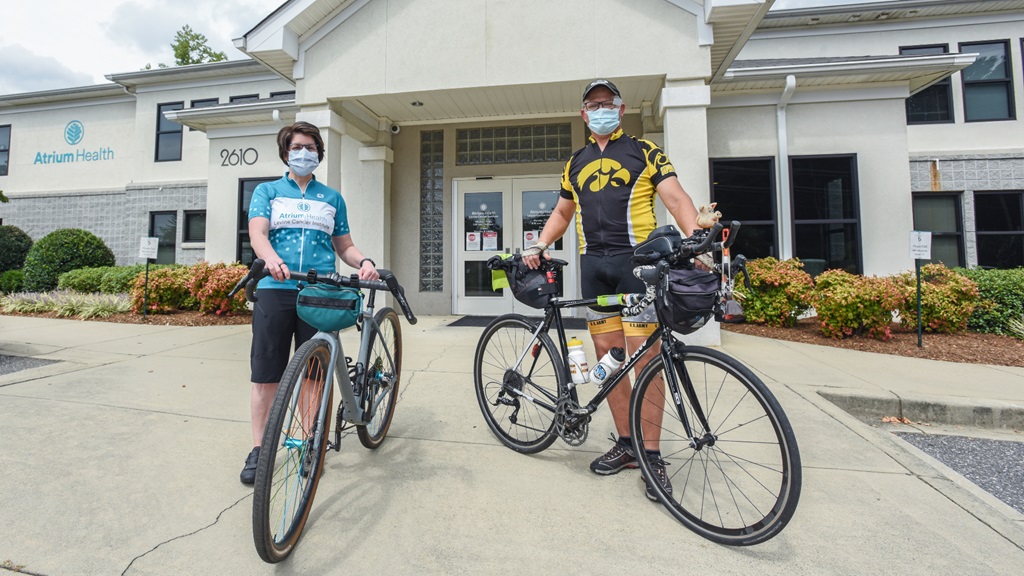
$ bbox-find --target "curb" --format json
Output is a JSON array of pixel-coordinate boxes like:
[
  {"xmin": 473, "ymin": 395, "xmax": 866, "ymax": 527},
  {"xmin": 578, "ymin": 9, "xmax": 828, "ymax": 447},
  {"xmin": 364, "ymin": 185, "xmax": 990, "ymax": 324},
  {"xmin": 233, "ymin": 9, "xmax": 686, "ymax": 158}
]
[{"xmin": 818, "ymin": 390, "xmax": 1024, "ymax": 430}]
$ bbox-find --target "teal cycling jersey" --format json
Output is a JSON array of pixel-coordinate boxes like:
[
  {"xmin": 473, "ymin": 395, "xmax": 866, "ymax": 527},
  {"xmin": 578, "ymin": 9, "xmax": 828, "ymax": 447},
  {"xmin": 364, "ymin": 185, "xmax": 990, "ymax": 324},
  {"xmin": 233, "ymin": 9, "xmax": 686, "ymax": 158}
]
[{"xmin": 249, "ymin": 173, "xmax": 350, "ymax": 290}]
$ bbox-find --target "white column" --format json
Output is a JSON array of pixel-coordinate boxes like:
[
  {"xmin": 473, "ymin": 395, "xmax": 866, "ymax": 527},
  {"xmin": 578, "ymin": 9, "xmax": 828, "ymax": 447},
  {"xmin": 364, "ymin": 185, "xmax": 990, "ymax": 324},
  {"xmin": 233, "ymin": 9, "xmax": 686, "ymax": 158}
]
[
  {"xmin": 660, "ymin": 80, "xmax": 719, "ymax": 346},
  {"xmin": 357, "ymin": 146, "xmax": 394, "ymax": 270}
]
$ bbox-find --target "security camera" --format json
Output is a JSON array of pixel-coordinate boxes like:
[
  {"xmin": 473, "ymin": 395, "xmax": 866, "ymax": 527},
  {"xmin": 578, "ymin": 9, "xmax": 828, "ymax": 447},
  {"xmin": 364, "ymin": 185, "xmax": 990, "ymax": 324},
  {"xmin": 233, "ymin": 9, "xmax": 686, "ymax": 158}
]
[{"xmin": 390, "ymin": 124, "xmax": 401, "ymax": 135}]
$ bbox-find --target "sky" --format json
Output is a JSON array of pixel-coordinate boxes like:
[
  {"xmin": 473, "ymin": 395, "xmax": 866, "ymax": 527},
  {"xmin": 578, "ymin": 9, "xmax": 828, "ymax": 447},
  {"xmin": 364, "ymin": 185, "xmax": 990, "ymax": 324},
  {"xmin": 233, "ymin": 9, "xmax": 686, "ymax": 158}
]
[{"xmin": 0, "ymin": 0, "xmax": 893, "ymax": 96}]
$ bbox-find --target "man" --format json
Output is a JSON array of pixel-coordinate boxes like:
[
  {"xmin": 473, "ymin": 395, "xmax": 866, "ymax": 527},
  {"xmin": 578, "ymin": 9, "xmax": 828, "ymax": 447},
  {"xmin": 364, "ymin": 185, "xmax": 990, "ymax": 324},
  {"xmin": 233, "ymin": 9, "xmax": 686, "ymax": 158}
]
[{"xmin": 522, "ymin": 79, "xmax": 700, "ymax": 500}]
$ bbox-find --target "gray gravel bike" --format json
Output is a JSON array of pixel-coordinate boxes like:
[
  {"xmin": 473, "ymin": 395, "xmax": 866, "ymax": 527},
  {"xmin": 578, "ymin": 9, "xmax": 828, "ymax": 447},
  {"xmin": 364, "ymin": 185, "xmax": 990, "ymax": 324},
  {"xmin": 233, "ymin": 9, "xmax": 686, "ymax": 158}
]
[
  {"xmin": 473, "ymin": 222, "xmax": 801, "ymax": 545},
  {"xmin": 230, "ymin": 259, "xmax": 417, "ymax": 563}
]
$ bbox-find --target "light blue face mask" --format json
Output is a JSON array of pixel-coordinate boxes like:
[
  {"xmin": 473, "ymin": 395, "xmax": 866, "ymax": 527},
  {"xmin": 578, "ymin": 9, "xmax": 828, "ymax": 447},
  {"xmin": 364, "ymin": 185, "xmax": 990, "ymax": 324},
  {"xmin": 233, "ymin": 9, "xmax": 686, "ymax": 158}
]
[
  {"xmin": 288, "ymin": 148, "xmax": 319, "ymax": 177},
  {"xmin": 586, "ymin": 108, "xmax": 621, "ymax": 136}
]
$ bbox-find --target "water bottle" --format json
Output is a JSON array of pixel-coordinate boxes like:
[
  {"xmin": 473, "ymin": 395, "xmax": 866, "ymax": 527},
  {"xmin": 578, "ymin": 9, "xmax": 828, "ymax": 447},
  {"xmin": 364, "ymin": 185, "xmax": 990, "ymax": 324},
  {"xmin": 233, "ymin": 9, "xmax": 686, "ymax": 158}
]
[
  {"xmin": 566, "ymin": 337, "xmax": 590, "ymax": 385},
  {"xmin": 589, "ymin": 347, "xmax": 625, "ymax": 387}
]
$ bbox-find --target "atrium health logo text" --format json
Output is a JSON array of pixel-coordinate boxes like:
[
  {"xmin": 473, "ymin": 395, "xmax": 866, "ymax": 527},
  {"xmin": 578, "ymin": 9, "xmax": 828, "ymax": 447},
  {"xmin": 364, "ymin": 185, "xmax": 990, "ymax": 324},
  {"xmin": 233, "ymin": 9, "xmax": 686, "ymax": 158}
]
[{"xmin": 33, "ymin": 120, "xmax": 115, "ymax": 166}]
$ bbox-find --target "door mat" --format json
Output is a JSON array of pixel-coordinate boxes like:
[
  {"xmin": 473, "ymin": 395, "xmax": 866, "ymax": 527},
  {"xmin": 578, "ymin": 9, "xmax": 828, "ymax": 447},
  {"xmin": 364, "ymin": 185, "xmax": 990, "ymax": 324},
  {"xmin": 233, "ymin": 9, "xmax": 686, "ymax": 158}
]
[{"xmin": 447, "ymin": 316, "xmax": 588, "ymax": 330}]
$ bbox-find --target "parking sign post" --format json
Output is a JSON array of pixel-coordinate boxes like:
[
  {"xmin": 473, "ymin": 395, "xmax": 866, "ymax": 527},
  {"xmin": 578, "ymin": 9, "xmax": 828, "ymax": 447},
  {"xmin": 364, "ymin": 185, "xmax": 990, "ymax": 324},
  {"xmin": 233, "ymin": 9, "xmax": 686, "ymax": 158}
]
[
  {"xmin": 909, "ymin": 232, "xmax": 932, "ymax": 348},
  {"xmin": 139, "ymin": 237, "xmax": 159, "ymax": 319}
]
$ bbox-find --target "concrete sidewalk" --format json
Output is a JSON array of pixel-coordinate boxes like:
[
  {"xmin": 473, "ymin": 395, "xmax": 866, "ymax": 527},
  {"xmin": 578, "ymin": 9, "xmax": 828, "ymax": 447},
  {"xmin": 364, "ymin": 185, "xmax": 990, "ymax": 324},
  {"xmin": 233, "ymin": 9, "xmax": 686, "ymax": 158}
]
[{"xmin": 1, "ymin": 314, "xmax": 1022, "ymax": 575}]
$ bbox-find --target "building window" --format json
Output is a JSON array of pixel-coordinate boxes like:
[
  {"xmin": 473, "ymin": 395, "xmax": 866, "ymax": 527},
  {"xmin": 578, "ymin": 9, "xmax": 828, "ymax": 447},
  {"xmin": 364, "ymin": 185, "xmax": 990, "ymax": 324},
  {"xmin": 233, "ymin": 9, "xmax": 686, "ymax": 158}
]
[
  {"xmin": 901, "ymin": 45, "xmax": 953, "ymax": 124},
  {"xmin": 974, "ymin": 191, "xmax": 1024, "ymax": 268},
  {"xmin": 791, "ymin": 155, "xmax": 861, "ymax": 276},
  {"xmin": 270, "ymin": 91, "xmax": 296, "ymax": 100},
  {"xmin": 238, "ymin": 178, "xmax": 277, "ymax": 265},
  {"xmin": 149, "ymin": 211, "xmax": 177, "ymax": 264},
  {"xmin": 960, "ymin": 40, "xmax": 1015, "ymax": 122},
  {"xmin": 230, "ymin": 94, "xmax": 259, "ymax": 103},
  {"xmin": 190, "ymin": 98, "xmax": 218, "ymax": 108},
  {"xmin": 420, "ymin": 130, "xmax": 444, "ymax": 291},
  {"xmin": 0, "ymin": 124, "xmax": 10, "ymax": 176},
  {"xmin": 912, "ymin": 193, "xmax": 964, "ymax": 268},
  {"xmin": 184, "ymin": 210, "xmax": 206, "ymax": 243},
  {"xmin": 155, "ymin": 102, "xmax": 184, "ymax": 161},
  {"xmin": 456, "ymin": 124, "xmax": 572, "ymax": 165},
  {"xmin": 710, "ymin": 158, "xmax": 776, "ymax": 259}
]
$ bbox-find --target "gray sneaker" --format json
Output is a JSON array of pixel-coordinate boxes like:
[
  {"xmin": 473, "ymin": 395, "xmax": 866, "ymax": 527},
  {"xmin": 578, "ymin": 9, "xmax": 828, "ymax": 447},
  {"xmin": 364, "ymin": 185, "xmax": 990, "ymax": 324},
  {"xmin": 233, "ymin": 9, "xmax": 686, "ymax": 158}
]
[{"xmin": 589, "ymin": 436, "xmax": 638, "ymax": 475}]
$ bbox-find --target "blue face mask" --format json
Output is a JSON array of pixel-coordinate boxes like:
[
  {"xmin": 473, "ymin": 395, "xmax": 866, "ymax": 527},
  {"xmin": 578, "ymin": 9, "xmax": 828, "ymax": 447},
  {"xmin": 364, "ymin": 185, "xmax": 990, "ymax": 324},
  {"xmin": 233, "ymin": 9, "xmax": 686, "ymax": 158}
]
[
  {"xmin": 586, "ymin": 108, "xmax": 620, "ymax": 136},
  {"xmin": 288, "ymin": 148, "xmax": 319, "ymax": 177}
]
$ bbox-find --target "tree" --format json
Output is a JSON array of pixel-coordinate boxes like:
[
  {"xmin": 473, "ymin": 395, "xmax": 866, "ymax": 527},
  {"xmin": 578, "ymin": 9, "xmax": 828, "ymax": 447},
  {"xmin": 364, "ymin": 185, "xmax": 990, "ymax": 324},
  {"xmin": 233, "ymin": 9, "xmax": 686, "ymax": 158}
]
[{"xmin": 171, "ymin": 25, "xmax": 227, "ymax": 66}]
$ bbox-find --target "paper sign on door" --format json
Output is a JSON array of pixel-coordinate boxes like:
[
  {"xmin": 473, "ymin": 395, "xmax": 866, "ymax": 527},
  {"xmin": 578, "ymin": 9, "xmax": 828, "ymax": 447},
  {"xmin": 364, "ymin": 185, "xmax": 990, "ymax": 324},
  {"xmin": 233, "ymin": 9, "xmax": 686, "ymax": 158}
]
[
  {"xmin": 482, "ymin": 231, "xmax": 498, "ymax": 251},
  {"xmin": 466, "ymin": 232, "xmax": 480, "ymax": 251}
]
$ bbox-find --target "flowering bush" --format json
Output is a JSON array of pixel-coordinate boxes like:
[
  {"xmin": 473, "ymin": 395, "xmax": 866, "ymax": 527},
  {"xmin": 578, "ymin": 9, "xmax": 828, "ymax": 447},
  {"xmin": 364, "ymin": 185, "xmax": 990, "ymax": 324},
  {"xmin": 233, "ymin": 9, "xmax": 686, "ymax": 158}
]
[
  {"xmin": 733, "ymin": 257, "xmax": 814, "ymax": 327},
  {"xmin": 186, "ymin": 260, "xmax": 248, "ymax": 315},
  {"xmin": 129, "ymin": 266, "xmax": 193, "ymax": 314},
  {"xmin": 893, "ymin": 263, "xmax": 978, "ymax": 334},
  {"xmin": 813, "ymin": 270, "xmax": 903, "ymax": 340}
]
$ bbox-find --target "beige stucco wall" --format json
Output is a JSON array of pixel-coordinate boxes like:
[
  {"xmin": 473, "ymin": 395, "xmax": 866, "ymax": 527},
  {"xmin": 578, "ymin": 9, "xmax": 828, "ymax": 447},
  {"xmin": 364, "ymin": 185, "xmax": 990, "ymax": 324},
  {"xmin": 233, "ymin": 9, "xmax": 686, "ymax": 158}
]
[
  {"xmin": 743, "ymin": 19, "xmax": 1024, "ymax": 155},
  {"xmin": 203, "ymin": 129, "xmax": 288, "ymax": 265},
  {"xmin": 130, "ymin": 78, "xmax": 292, "ymax": 184},
  {"xmin": 301, "ymin": 0, "xmax": 707, "ymax": 103},
  {"xmin": 0, "ymin": 99, "xmax": 136, "ymax": 194},
  {"xmin": 708, "ymin": 95, "xmax": 915, "ymax": 276}
]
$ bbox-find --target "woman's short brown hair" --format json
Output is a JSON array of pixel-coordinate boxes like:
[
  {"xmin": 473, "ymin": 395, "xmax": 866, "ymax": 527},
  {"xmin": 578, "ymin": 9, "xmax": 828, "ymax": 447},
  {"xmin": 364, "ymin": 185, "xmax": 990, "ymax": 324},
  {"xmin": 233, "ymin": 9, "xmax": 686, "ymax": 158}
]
[{"xmin": 277, "ymin": 121, "xmax": 325, "ymax": 164}]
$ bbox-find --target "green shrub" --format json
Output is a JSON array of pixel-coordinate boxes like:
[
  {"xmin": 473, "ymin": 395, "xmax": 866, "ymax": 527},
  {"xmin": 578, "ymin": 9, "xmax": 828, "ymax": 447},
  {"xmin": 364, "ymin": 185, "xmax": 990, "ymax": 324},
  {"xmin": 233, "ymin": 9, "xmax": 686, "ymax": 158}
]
[
  {"xmin": 733, "ymin": 257, "xmax": 814, "ymax": 327},
  {"xmin": 956, "ymin": 267, "xmax": 1024, "ymax": 336},
  {"xmin": 1, "ymin": 269, "xmax": 25, "ymax": 294},
  {"xmin": 129, "ymin": 267, "xmax": 192, "ymax": 314},
  {"xmin": 99, "ymin": 265, "xmax": 149, "ymax": 294},
  {"xmin": 22, "ymin": 229, "xmax": 115, "ymax": 292},
  {"xmin": 813, "ymin": 270, "xmax": 903, "ymax": 341},
  {"xmin": 0, "ymin": 225, "xmax": 33, "ymax": 273},
  {"xmin": 186, "ymin": 260, "xmax": 248, "ymax": 315},
  {"xmin": 58, "ymin": 267, "xmax": 108, "ymax": 293},
  {"xmin": 893, "ymin": 263, "xmax": 979, "ymax": 334}
]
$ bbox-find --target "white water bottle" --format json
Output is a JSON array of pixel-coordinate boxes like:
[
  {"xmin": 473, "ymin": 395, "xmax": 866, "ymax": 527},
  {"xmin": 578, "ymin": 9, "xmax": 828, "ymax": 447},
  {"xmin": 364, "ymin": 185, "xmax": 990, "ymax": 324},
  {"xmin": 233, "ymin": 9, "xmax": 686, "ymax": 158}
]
[
  {"xmin": 589, "ymin": 347, "xmax": 625, "ymax": 387},
  {"xmin": 566, "ymin": 337, "xmax": 590, "ymax": 385}
]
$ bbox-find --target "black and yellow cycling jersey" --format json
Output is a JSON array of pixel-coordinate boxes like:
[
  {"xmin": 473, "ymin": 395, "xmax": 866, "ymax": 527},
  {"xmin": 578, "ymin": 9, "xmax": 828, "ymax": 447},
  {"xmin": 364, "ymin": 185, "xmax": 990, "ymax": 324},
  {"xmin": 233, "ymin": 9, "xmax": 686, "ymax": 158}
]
[{"xmin": 559, "ymin": 129, "xmax": 678, "ymax": 256}]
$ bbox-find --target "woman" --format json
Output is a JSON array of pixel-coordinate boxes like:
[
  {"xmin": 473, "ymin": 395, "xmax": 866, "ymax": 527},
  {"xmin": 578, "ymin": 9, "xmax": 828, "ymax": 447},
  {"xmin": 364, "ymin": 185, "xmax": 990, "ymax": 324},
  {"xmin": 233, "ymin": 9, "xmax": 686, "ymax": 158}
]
[{"xmin": 240, "ymin": 121, "xmax": 379, "ymax": 484}]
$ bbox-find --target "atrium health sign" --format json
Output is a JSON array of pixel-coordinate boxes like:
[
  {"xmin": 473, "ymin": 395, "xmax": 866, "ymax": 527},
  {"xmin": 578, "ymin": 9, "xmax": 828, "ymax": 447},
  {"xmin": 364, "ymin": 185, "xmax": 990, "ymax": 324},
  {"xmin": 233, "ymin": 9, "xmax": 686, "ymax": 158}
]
[{"xmin": 33, "ymin": 120, "xmax": 115, "ymax": 165}]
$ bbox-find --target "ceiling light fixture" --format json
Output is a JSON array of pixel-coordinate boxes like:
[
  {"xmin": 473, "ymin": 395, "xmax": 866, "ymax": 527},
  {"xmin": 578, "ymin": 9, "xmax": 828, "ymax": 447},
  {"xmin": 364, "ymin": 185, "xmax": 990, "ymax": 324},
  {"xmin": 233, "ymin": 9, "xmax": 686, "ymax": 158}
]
[{"xmin": 411, "ymin": 101, "xmax": 424, "ymax": 107}]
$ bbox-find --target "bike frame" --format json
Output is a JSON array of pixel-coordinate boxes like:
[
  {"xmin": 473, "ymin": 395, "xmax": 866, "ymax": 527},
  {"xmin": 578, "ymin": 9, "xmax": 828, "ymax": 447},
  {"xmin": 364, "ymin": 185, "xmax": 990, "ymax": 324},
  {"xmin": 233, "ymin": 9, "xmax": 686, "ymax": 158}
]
[
  {"xmin": 302, "ymin": 286, "xmax": 397, "ymax": 446},
  {"xmin": 516, "ymin": 296, "xmax": 710, "ymax": 442}
]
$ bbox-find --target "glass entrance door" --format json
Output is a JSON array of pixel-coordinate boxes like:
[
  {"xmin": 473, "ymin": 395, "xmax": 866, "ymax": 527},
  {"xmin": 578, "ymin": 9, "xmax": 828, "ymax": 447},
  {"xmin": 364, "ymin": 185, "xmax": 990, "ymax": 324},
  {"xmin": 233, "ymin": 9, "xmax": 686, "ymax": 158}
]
[{"xmin": 454, "ymin": 176, "xmax": 577, "ymax": 316}]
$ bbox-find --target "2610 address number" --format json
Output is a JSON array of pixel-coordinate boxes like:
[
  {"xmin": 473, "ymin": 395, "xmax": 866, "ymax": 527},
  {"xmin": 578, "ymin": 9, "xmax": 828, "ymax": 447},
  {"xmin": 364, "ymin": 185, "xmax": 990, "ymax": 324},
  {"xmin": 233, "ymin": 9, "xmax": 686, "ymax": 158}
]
[{"xmin": 221, "ymin": 148, "xmax": 259, "ymax": 166}]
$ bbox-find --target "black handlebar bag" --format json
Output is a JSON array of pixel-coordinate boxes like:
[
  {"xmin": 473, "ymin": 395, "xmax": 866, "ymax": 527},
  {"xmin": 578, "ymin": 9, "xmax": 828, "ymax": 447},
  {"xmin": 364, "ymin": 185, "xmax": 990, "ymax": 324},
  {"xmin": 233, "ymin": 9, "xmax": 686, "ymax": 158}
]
[{"xmin": 657, "ymin": 268, "xmax": 720, "ymax": 334}]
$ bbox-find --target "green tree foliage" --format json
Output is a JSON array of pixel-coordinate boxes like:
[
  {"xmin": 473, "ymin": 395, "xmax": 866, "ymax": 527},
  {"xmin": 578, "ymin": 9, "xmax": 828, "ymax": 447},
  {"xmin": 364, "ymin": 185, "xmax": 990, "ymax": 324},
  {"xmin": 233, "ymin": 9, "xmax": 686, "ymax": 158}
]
[
  {"xmin": 172, "ymin": 25, "xmax": 227, "ymax": 66},
  {"xmin": 22, "ymin": 229, "xmax": 115, "ymax": 292},
  {"xmin": 0, "ymin": 225, "xmax": 33, "ymax": 272}
]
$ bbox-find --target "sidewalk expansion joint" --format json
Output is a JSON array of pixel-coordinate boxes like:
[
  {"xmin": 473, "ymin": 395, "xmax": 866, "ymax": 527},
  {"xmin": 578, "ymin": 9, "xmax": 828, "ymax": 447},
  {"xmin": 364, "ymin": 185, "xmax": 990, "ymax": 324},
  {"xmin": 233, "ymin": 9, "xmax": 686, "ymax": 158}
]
[
  {"xmin": 121, "ymin": 493, "xmax": 251, "ymax": 575},
  {"xmin": 0, "ymin": 391, "xmax": 247, "ymax": 424}
]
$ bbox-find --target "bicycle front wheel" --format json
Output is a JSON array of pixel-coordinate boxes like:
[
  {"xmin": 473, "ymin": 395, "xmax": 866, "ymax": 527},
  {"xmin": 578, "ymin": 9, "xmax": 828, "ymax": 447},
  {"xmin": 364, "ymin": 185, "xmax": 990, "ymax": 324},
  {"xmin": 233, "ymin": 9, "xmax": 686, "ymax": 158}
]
[
  {"xmin": 253, "ymin": 338, "xmax": 334, "ymax": 563},
  {"xmin": 473, "ymin": 314, "xmax": 564, "ymax": 454},
  {"xmin": 356, "ymin": 307, "xmax": 402, "ymax": 449},
  {"xmin": 630, "ymin": 346, "xmax": 801, "ymax": 546}
]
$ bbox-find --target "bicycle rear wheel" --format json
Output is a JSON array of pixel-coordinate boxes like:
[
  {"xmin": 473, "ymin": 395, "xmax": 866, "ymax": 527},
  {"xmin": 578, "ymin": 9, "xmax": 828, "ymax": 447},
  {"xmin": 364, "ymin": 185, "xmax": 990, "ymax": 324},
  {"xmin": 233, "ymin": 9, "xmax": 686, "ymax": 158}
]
[
  {"xmin": 357, "ymin": 307, "xmax": 402, "ymax": 449},
  {"xmin": 253, "ymin": 338, "xmax": 334, "ymax": 563},
  {"xmin": 473, "ymin": 314, "xmax": 564, "ymax": 454},
  {"xmin": 629, "ymin": 346, "xmax": 801, "ymax": 546}
]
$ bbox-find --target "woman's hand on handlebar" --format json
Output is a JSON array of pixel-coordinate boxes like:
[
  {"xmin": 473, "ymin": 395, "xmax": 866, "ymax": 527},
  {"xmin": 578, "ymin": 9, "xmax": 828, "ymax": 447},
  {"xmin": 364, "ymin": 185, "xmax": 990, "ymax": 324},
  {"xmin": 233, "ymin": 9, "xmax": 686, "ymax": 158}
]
[
  {"xmin": 265, "ymin": 258, "xmax": 289, "ymax": 281},
  {"xmin": 358, "ymin": 260, "xmax": 380, "ymax": 281}
]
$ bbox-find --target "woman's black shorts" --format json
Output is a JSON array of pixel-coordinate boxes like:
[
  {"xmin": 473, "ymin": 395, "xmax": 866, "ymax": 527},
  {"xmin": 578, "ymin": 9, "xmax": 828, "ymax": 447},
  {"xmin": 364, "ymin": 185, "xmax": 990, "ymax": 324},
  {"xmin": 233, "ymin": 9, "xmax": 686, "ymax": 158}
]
[{"xmin": 250, "ymin": 288, "xmax": 317, "ymax": 383}]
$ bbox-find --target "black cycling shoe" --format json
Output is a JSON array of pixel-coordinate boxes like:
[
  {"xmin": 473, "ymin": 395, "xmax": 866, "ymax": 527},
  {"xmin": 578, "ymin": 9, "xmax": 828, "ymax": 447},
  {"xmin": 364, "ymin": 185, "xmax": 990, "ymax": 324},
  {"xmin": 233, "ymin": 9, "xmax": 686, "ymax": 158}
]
[
  {"xmin": 644, "ymin": 455, "xmax": 672, "ymax": 502},
  {"xmin": 240, "ymin": 447, "xmax": 260, "ymax": 485},
  {"xmin": 589, "ymin": 436, "xmax": 638, "ymax": 475}
]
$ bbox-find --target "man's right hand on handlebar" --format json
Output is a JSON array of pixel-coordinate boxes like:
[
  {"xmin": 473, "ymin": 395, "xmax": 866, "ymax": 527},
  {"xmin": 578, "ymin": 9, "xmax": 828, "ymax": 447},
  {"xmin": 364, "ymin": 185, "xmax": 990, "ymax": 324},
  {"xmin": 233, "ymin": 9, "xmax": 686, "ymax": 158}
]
[{"xmin": 522, "ymin": 241, "xmax": 551, "ymax": 270}]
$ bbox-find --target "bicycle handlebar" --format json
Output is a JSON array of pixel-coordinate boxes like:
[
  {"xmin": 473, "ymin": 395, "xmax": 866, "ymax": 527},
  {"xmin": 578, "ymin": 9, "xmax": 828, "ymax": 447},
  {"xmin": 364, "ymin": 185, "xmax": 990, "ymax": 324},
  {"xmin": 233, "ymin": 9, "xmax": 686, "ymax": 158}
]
[{"xmin": 228, "ymin": 259, "xmax": 418, "ymax": 325}]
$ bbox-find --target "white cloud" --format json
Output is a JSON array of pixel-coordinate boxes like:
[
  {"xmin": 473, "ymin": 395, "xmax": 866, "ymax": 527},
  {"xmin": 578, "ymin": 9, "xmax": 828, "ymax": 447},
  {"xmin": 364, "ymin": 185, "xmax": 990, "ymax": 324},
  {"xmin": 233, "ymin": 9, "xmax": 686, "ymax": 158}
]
[
  {"xmin": 0, "ymin": 0, "xmax": 283, "ymax": 94},
  {"xmin": 0, "ymin": 45, "xmax": 94, "ymax": 94}
]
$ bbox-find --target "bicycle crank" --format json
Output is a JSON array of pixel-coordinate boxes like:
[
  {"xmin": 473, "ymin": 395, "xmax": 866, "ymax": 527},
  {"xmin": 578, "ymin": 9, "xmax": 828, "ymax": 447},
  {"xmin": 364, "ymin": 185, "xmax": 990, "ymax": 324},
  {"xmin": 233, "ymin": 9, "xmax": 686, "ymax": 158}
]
[{"xmin": 555, "ymin": 398, "xmax": 590, "ymax": 447}]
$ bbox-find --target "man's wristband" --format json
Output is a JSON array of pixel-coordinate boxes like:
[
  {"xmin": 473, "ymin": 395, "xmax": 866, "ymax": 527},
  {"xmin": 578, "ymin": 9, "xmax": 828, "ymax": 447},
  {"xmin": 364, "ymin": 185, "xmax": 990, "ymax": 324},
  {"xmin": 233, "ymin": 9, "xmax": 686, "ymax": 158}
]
[{"xmin": 359, "ymin": 258, "xmax": 376, "ymax": 268}]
